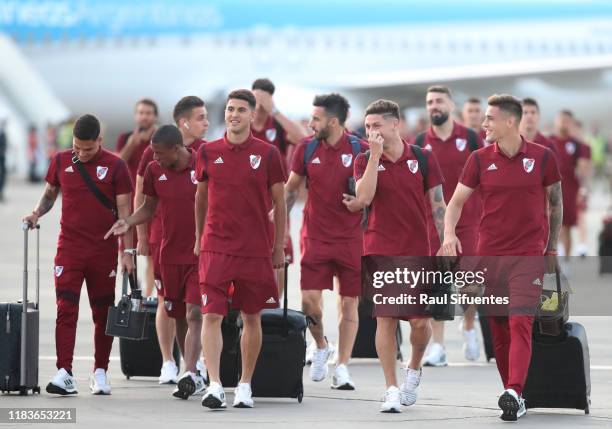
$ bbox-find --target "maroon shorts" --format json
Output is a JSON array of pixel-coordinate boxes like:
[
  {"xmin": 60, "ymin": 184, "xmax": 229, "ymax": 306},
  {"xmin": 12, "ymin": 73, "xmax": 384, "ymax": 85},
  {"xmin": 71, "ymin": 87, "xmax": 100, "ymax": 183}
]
[
  {"xmin": 562, "ymin": 188, "xmax": 578, "ymax": 227},
  {"xmin": 150, "ymin": 242, "xmax": 162, "ymax": 297},
  {"xmin": 300, "ymin": 237, "xmax": 361, "ymax": 297},
  {"xmin": 160, "ymin": 263, "xmax": 200, "ymax": 318},
  {"xmin": 199, "ymin": 252, "xmax": 278, "ymax": 316}
]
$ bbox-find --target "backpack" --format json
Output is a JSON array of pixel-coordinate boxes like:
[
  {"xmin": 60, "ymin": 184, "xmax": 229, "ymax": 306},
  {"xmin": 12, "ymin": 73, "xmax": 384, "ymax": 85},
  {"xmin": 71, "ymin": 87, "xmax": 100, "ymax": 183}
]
[{"xmin": 302, "ymin": 134, "xmax": 362, "ymax": 187}]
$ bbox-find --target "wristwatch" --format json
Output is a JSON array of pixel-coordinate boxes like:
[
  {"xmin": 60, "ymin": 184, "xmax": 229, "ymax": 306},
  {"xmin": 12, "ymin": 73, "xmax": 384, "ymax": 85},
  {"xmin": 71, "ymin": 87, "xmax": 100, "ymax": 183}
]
[{"xmin": 123, "ymin": 249, "xmax": 137, "ymax": 256}]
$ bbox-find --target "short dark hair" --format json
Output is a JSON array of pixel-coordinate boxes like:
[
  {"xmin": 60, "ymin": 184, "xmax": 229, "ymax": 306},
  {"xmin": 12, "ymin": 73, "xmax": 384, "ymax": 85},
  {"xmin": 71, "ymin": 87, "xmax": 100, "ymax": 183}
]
[
  {"xmin": 227, "ymin": 89, "xmax": 256, "ymax": 110},
  {"xmin": 560, "ymin": 109, "xmax": 574, "ymax": 118},
  {"xmin": 152, "ymin": 125, "xmax": 183, "ymax": 148},
  {"xmin": 313, "ymin": 93, "xmax": 350, "ymax": 126},
  {"xmin": 466, "ymin": 97, "xmax": 481, "ymax": 104},
  {"xmin": 487, "ymin": 94, "xmax": 523, "ymax": 122},
  {"xmin": 136, "ymin": 98, "xmax": 158, "ymax": 116},
  {"xmin": 251, "ymin": 78, "xmax": 275, "ymax": 95},
  {"xmin": 73, "ymin": 114, "xmax": 100, "ymax": 141},
  {"xmin": 522, "ymin": 97, "xmax": 540, "ymax": 111},
  {"xmin": 427, "ymin": 85, "xmax": 453, "ymax": 99},
  {"xmin": 173, "ymin": 96, "xmax": 205, "ymax": 124},
  {"xmin": 364, "ymin": 99, "xmax": 400, "ymax": 120}
]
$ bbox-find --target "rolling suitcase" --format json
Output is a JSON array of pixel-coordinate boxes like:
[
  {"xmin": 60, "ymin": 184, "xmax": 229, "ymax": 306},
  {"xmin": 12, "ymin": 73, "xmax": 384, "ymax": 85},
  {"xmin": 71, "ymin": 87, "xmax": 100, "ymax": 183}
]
[
  {"xmin": 0, "ymin": 224, "xmax": 40, "ymax": 395},
  {"xmin": 523, "ymin": 322, "xmax": 591, "ymax": 414},
  {"xmin": 243, "ymin": 263, "xmax": 308, "ymax": 402},
  {"xmin": 598, "ymin": 215, "xmax": 612, "ymax": 274},
  {"xmin": 119, "ymin": 297, "xmax": 181, "ymax": 379},
  {"xmin": 351, "ymin": 298, "xmax": 402, "ymax": 360},
  {"xmin": 478, "ymin": 311, "xmax": 495, "ymax": 362}
]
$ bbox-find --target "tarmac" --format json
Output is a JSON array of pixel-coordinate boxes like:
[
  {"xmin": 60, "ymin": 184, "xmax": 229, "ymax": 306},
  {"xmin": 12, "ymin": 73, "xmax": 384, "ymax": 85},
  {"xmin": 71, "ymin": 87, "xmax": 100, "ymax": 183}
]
[{"xmin": 1, "ymin": 176, "xmax": 611, "ymax": 428}]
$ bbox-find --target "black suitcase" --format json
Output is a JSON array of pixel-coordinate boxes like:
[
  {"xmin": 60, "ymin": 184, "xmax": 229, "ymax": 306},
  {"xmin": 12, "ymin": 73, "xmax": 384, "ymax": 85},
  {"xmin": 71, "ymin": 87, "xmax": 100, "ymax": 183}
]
[
  {"xmin": 241, "ymin": 263, "xmax": 308, "ymax": 402},
  {"xmin": 478, "ymin": 312, "xmax": 495, "ymax": 362},
  {"xmin": 351, "ymin": 298, "xmax": 402, "ymax": 360},
  {"xmin": 219, "ymin": 309, "xmax": 241, "ymax": 388},
  {"xmin": 119, "ymin": 297, "xmax": 180, "ymax": 379},
  {"xmin": 523, "ymin": 322, "xmax": 591, "ymax": 414},
  {"xmin": 0, "ymin": 224, "xmax": 40, "ymax": 395}
]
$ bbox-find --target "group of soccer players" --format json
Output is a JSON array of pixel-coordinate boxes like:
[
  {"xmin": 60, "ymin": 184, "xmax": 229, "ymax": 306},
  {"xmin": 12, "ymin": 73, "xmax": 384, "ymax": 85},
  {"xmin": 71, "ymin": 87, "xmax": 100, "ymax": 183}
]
[{"xmin": 23, "ymin": 77, "xmax": 592, "ymax": 421}]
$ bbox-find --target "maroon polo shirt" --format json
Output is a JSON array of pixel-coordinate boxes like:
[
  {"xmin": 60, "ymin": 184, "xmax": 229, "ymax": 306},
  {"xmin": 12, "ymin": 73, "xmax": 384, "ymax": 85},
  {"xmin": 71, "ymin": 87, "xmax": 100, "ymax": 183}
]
[
  {"xmin": 252, "ymin": 115, "xmax": 289, "ymax": 160},
  {"xmin": 46, "ymin": 148, "xmax": 133, "ymax": 255},
  {"xmin": 532, "ymin": 132, "xmax": 557, "ymax": 155},
  {"xmin": 116, "ymin": 132, "xmax": 150, "ymax": 184},
  {"xmin": 459, "ymin": 138, "xmax": 561, "ymax": 256},
  {"xmin": 142, "ymin": 149, "xmax": 198, "ymax": 265},
  {"xmin": 291, "ymin": 132, "xmax": 368, "ymax": 243},
  {"xmin": 549, "ymin": 136, "xmax": 590, "ymax": 197},
  {"xmin": 354, "ymin": 141, "xmax": 444, "ymax": 256},
  {"xmin": 195, "ymin": 133, "xmax": 286, "ymax": 257},
  {"xmin": 418, "ymin": 122, "xmax": 484, "ymax": 253}
]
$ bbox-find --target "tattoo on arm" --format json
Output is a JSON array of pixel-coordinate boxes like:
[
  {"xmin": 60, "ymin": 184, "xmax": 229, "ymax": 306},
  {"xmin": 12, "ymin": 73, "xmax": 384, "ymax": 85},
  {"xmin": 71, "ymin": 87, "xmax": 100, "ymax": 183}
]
[
  {"xmin": 429, "ymin": 185, "xmax": 446, "ymax": 244},
  {"xmin": 546, "ymin": 182, "xmax": 563, "ymax": 251},
  {"xmin": 34, "ymin": 185, "xmax": 59, "ymax": 217}
]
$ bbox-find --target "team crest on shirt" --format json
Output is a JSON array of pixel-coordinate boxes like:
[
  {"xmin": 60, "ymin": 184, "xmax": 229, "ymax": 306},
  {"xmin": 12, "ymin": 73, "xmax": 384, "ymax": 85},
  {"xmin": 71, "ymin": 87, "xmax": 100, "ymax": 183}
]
[
  {"xmin": 523, "ymin": 158, "xmax": 535, "ymax": 173},
  {"xmin": 455, "ymin": 138, "xmax": 467, "ymax": 152},
  {"xmin": 565, "ymin": 141, "xmax": 576, "ymax": 155},
  {"xmin": 54, "ymin": 266, "xmax": 64, "ymax": 277},
  {"xmin": 265, "ymin": 128, "xmax": 277, "ymax": 142},
  {"xmin": 250, "ymin": 154, "xmax": 262, "ymax": 170},
  {"xmin": 190, "ymin": 170, "xmax": 197, "ymax": 184},
  {"xmin": 341, "ymin": 154, "xmax": 353, "ymax": 167},
  {"xmin": 407, "ymin": 159, "xmax": 419, "ymax": 174},
  {"xmin": 201, "ymin": 294, "xmax": 208, "ymax": 306},
  {"xmin": 96, "ymin": 166, "xmax": 108, "ymax": 180}
]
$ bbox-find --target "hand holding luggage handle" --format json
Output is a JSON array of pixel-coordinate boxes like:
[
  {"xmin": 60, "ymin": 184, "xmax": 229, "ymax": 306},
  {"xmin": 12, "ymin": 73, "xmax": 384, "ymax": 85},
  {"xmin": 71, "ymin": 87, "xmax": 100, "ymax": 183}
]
[{"xmin": 21, "ymin": 221, "xmax": 40, "ymax": 388}]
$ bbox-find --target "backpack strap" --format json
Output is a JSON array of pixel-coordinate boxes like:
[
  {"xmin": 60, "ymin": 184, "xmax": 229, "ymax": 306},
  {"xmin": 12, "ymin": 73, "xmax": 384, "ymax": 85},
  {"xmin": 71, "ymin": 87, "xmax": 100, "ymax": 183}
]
[
  {"xmin": 72, "ymin": 154, "xmax": 118, "ymax": 220},
  {"xmin": 303, "ymin": 138, "xmax": 320, "ymax": 188},
  {"xmin": 348, "ymin": 134, "xmax": 362, "ymax": 157},
  {"xmin": 410, "ymin": 144, "xmax": 429, "ymax": 192},
  {"xmin": 361, "ymin": 150, "xmax": 371, "ymax": 230},
  {"xmin": 415, "ymin": 132, "xmax": 426, "ymax": 148},
  {"xmin": 466, "ymin": 128, "xmax": 480, "ymax": 152},
  {"xmin": 273, "ymin": 119, "xmax": 287, "ymax": 155}
]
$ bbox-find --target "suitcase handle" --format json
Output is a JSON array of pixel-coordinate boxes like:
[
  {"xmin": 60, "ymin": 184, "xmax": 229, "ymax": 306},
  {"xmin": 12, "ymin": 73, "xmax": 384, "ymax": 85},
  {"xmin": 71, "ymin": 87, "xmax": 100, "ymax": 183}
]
[
  {"xmin": 282, "ymin": 261, "xmax": 288, "ymax": 337},
  {"xmin": 21, "ymin": 222, "xmax": 40, "ymax": 387}
]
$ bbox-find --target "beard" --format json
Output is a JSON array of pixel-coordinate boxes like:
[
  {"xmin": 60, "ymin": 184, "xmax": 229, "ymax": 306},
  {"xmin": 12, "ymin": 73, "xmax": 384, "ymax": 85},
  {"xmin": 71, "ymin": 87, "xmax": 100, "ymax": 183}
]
[
  {"xmin": 315, "ymin": 126, "xmax": 331, "ymax": 140},
  {"xmin": 430, "ymin": 111, "xmax": 449, "ymax": 126}
]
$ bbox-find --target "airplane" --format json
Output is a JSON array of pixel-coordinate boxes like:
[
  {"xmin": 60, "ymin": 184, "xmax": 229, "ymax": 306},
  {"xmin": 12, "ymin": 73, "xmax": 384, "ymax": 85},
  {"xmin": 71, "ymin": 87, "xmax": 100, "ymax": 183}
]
[{"xmin": 2, "ymin": 0, "xmax": 612, "ymax": 160}]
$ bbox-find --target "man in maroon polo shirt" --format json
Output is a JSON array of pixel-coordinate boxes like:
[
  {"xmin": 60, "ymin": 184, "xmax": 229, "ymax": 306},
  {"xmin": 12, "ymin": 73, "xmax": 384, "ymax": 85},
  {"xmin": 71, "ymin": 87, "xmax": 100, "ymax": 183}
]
[
  {"xmin": 251, "ymin": 78, "xmax": 307, "ymax": 266},
  {"xmin": 107, "ymin": 125, "xmax": 205, "ymax": 400},
  {"xmin": 23, "ymin": 114, "xmax": 134, "ymax": 396},
  {"xmin": 442, "ymin": 94, "xmax": 562, "ymax": 421},
  {"xmin": 353, "ymin": 99, "xmax": 446, "ymax": 413},
  {"xmin": 285, "ymin": 93, "xmax": 367, "ymax": 391},
  {"xmin": 415, "ymin": 86, "xmax": 484, "ymax": 368},
  {"xmin": 550, "ymin": 110, "xmax": 590, "ymax": 260},
  {"xmin": 134, "ymin": 96, "xmax": 209, "ymax": 384},
  {"xmin": 462, "ymin": 97, "xmax": 487, "ymax": 142},
  {"xmin": 520, "ymin": 98, "xmax": 557, "ymax": 154},
  {"xmin": 196, "ymin": 89, "xmax": 286, "ymax": 410}
]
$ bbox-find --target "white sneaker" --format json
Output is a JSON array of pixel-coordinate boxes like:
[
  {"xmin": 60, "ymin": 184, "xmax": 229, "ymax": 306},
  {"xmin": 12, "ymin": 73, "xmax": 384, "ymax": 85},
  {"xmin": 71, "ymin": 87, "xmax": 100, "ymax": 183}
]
[
  {"xmin": 173, "ymin": 371, "xmax": 206, "ymax": 400},
  {"xmin": 422, "ymin": 342, "xmax": 447, "ymax": 367},
  {"xmin": 380, "ymin": 386, "xmax": 401, "ymax": 413},
  {"xmin": 46, "ymin": 368, "xmax": 77, "ymax": 395},
  {"xmin": 462, "ymin": 328, "xmax": 480, "ymax": 361},
  {"xmin": 309, "ymin": 343, "xmax": 333, "ymax": 382},
  {"xmin": 159, "ymin": 361, "xmax": 179, "ymax": 385},
  {"xmin": 400, "ymin": 367, "xmax": 421, "ymax": 406},
  {"xmin": 576, "ymin": 243, "xmax": 588, "ymax": 258},
  {"xmin": 89, "ymin": 368, "xmax": 111, "ymax": 395},
  {"xmin": 233, "ymin": 383, "xmax": 254, "ymax": 408},
  {"xmin": 498, "ymin": 388, "xmax": 527, "ymax": 421},
  {"xmin": 196, "ymin": 358, "xmax": 209, "ymax": 385},
  {"xmin": 331, "ymin": 364, "xmax": 356, "ymax": 390},
  {"xmin": 306, "ymin": 340, "xmax": 336, "ymax": 365},
  {"xmin": 201, "ymin": 382, "xmax": 226, "ymax": 409}
]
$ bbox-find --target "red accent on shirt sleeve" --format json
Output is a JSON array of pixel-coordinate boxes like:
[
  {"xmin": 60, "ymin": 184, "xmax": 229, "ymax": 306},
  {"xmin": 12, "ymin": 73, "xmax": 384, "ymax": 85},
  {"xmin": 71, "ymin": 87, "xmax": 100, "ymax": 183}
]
[
  {"xmin": 114, "ymin": 158, "xmax": 134, "ymax": 195},
  {"xmin": 195, "ymin": 145, "xmax": 208, "ymax": 182},
  {"xmin": 45, "ymin": 153, "xmax": 61, "ymax": 187},
  {"xmin": 543, "ymin": 148, "xmax": 562, "ymax": 187},
  {"xmin": 267, "ymin": 146, "xmax": 287, "ymax": 187},
  {"xmin": 290, "ymin": 143, "xmax": 307, "ymax": 176},
  {"xmin": 424, "ymin": 151, "xmax": 444, "ymax": 191},
  {"xmin": 459, "ymin": 152, "xmax": 480, "ymax": 188},
  {"xmin": 142, "ymin": 164, "xmax": 157, "ymax": 197}
]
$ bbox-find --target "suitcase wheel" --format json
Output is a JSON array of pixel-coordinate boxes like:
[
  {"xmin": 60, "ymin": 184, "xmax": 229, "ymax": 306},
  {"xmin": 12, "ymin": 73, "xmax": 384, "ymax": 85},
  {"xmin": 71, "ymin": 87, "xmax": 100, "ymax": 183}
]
[
  {"xmin": 34, "ymin": 386, "xmax": 41, "ymax": 394},
  {"xmin": 585, "ymin": 404, "xmax": 590, "ymax": 415},
  {"xmin": 297, "ymin": 389, "xmax": 303, "ymax": 403},
  {"xmin": 126, "ymin": 375, "xmax": 131, "ymax": 380},
  {"xmin": 19, "ymin": 387, "xmax": 27, "ymax": 396}
]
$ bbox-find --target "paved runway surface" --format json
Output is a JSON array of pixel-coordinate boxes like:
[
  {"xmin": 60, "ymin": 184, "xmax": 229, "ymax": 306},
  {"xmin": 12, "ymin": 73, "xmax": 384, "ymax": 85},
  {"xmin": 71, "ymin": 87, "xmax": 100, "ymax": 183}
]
[{"xmin": 1, "ymin": 177, "xmax": 611, "ymax": 428}]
